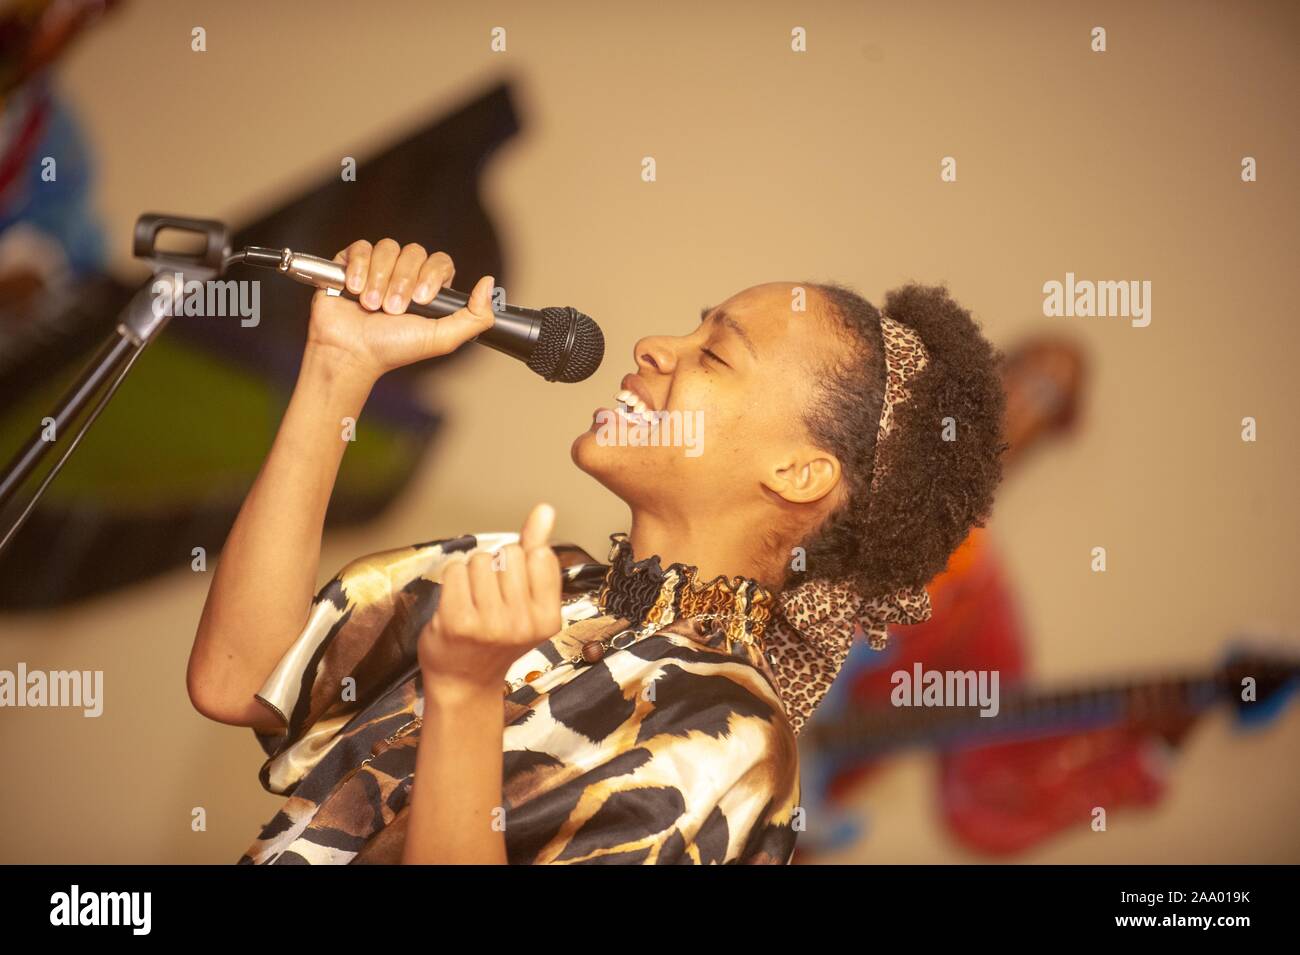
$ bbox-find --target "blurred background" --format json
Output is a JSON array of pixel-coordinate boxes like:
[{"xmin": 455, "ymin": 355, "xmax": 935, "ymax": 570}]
[{"xmin": 0, "ymin": 0, "xmax": 1297, "ymax": 863}]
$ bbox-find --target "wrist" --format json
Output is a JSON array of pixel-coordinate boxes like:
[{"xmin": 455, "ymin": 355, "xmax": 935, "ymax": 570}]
[
  {"xmin": 300, "ymin": 342, "xmax": 380, "ymax": 396},
  {"xmin": 421, "ymin": 671, "xmax": 507, "ymax": 712}
]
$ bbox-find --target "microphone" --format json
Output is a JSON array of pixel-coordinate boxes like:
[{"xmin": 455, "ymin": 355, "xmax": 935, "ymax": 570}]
[{"xmin": 231, "ymin": 246, "xmax": 605, "ymax": 383}]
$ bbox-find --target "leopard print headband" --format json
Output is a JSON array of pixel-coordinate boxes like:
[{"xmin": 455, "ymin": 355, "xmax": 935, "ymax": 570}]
[{"xmin": 766, "ymin": 314, "xmax": 935, "ymax": 735}]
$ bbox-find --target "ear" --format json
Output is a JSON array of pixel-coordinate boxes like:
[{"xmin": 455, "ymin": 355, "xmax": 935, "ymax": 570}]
[{"xmin": 764, "ymin": 447, "xmax": 842, "ymax": 505}]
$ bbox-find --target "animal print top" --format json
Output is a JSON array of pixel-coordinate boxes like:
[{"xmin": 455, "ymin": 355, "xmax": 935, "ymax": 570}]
[{"xmin": 239, "ymin": 533, "xmax": 801, "ymax": 864}]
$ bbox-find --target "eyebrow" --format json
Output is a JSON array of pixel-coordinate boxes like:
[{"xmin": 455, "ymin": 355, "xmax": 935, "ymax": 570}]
[{"xmin": 699, "ymin": 305, "xmax": 759, "ymax": 360}]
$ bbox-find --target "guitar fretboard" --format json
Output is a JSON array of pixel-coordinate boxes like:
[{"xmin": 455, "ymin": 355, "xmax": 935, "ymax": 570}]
[{"xmin": 805, "ymin": 659, "xmax": 1297, "ymax": 752}]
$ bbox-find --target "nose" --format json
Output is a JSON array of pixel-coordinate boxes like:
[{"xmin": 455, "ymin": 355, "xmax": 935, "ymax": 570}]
[{"xmin": 633, "ymin": 333, "xmax": 679, "ymax": 376}]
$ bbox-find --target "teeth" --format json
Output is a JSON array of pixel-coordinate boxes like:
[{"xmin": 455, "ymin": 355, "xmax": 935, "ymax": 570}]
[{"xmin": 614, "ymin": 388, "xmax": 654, "ymax": 423}]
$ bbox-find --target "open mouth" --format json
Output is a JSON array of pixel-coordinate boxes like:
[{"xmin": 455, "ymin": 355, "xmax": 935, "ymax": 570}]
[
  {"xmin": 614, "ymin": 388, "xmax": 657, "ymax": 426},
  {"xmin": 613, "ymin": 373, "xmax": 659, "ymax": 426}
]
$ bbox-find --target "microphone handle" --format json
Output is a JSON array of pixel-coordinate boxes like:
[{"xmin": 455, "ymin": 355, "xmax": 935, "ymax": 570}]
[
  {"xmin": 336, "ymin": 286, "xmax": 544, "ymax": 360},
  {"xmin": 276, "ymin": 250, "xmax": 545, "ymax": 359}
]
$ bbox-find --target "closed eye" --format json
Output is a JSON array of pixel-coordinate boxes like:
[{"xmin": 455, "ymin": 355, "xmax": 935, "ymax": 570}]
[{"xmin": 701, "ymin": 346, "xmax": 729, "ymax": 368}]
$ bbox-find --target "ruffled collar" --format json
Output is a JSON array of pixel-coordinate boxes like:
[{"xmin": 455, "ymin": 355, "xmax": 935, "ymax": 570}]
[
  {"xmin": 585, "ymin": 532, "xmax": 932, "ymax": 736},
  {"xmin": 596, "ymin": 533, "xmax": 774, "ymax": 649}
]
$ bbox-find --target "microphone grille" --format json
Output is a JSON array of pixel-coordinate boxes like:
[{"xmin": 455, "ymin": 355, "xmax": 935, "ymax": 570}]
[{"xmin": 530, "ymin": 307, "xmax": 605, "ymax": 383}]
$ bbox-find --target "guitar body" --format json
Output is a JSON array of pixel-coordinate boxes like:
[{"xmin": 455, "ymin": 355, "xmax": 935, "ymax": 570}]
[{"xmin": 937, "ymin": 727, "xmax": 1167, "ymax": 855}]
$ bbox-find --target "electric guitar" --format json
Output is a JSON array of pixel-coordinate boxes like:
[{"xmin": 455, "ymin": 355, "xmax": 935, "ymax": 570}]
[{"xmin": 797, "ymin": 646, "xmax": 1300, "ymax": 856}]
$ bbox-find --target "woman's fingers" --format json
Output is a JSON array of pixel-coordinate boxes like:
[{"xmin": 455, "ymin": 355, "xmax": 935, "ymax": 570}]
[
  {"xmin": 421, "ymin": 534, "xmax": 560, "ymax": 688},
  {"xmin": 321, "ymin": 239, "xmax": 488, "ymax": 361},
  {"xmin": 354, "ymin": 272, "xmax": 493, "ymax": 365},
  {"xmin": 361, "ymin": 238, "xmax": 401, "ymax": 310},
  {"xmin": 467, "ymin": 551, "xmax": 504, "ymax": 618},
  {"xmin": 344, "ymin": 239, "xmax": 451, "ymax": 313},
  {"xmin": 384, "ymin": 243, "xmax": 428, "ymax": 314},
  {"xmin": 495, "ymin": 545, "xmax": 531, "ymax": 627},
  {"xmin": 519, "ymin": 504, "xmax": 561, "ymax": 633},
  {"xmin": 335, "ymin": 239, "xmax": 457, "ymax": 311},
  {"xmin": 339, "ymin": 240, "xmax": 372, "ymax": 294},
  {"xmin": 413, "ymin": 251, "xmax": 455, "ymax": 305},
  {"xmin": 519, "ymin": 503, "xmax": 555, "ymax": 552},
  {"xmin": 526, "ymin": 545, "xmax": 562, "ymax": 634},
  {"xmin": 476, "ymin": 506, "xmax": 561, "ymax": 642},
  {"xmin": 436, "ymin": 557, "xmax": 474, "ymax": 635}
]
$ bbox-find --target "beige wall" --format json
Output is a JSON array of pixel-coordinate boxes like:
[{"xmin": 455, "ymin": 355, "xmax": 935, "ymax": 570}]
[{"xmin": 2, "ymin": 0, "xmax": 1297, "ymax": 863}]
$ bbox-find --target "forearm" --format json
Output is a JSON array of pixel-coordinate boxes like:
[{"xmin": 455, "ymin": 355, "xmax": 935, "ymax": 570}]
[
  {"xmin": 402, "ymin": 681, "xmax": 508, "ymax": 864},
  {"xmin": 187, "ymin": 344, "xmax": 375, "ymax": 724}
]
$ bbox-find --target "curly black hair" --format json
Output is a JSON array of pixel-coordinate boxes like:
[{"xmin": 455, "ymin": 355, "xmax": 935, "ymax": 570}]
[{"xmin": 796, "ymin": 281, "xmax": 1007, "ymax": 599}]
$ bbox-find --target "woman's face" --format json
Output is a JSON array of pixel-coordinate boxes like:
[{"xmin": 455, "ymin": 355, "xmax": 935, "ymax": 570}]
[{"xmin": 571, "ymin": 282, "xmax": 844, "ymax": 519}]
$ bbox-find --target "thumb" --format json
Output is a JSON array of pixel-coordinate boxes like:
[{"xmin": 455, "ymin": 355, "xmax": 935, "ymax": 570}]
[
  {"xmin": 519, "ymin": 502, "xmax": 556, "ymax": 552},
  {"xmin": 419, "ymin": 274, "xmax": 496, "ymax": 357}
]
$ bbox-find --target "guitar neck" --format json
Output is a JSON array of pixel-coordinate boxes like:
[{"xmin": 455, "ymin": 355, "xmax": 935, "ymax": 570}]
[{"xmin": 806, "ymin": 658, "xmax": 1296, "ymax": 753}]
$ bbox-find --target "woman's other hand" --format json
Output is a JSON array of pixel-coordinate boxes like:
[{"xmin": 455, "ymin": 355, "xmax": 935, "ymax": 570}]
[{"xmin": 419, "ymin": 504, "xmax": 564, "ymax": 700}]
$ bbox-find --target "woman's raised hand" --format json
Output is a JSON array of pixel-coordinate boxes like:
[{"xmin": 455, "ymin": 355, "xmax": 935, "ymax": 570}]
[
  {"xmin": 418, "ymin": 503, "xmax": 565, "ymax": 700},
  {"xmin": 307, "ymin": 238, "xmax": 495, "ymax": 382}
]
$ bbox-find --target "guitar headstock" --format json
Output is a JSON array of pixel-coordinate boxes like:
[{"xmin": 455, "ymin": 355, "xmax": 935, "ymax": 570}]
[{"xmin": 1218, "ymin": 640, "xmax": 1300, "ymax": 726}]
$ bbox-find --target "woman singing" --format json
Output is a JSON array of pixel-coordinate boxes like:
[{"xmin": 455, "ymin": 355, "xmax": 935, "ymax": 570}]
[{"xmin": 186, "ymin": 238, "xmax": 1006, "ymax": 864}]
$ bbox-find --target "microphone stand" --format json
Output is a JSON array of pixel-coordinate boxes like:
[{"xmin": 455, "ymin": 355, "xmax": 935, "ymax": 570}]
[{"xmin": 0, "ymin": 213, "xmax": 229, "ymax": 557}]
